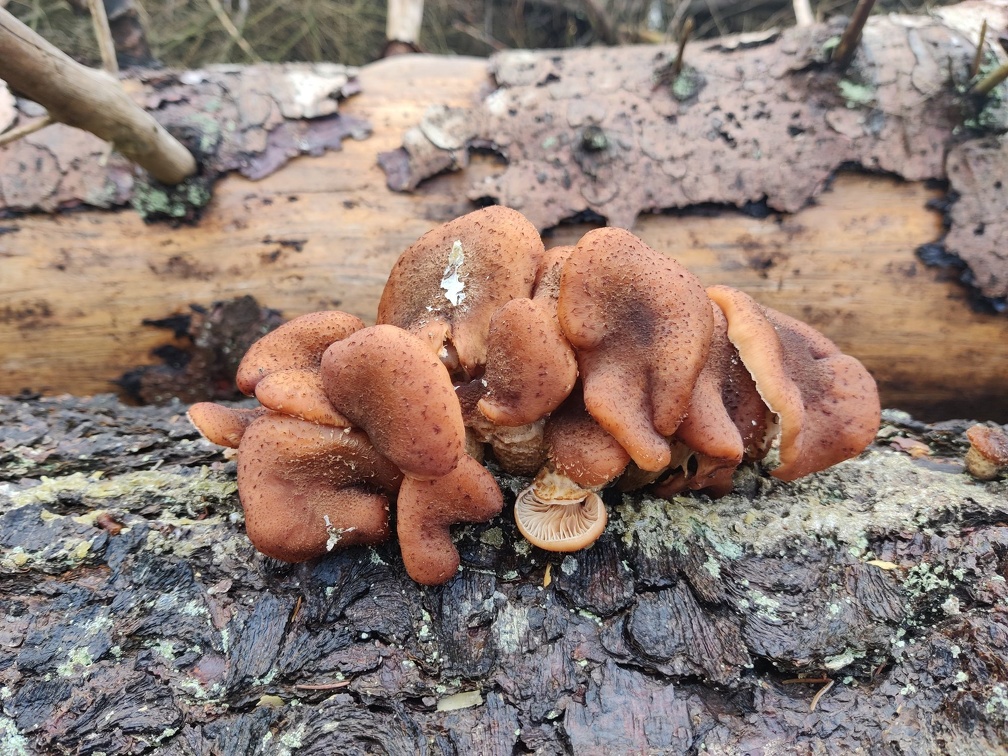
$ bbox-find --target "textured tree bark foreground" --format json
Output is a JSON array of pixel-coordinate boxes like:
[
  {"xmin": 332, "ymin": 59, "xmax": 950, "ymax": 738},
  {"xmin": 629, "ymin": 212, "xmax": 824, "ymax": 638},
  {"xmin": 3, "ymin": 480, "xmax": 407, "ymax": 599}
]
[
  {"xmin": 2, "ymin": 398, "xmax": 1007, "ymax": 754},
  {"xmin": 2, "ymin": 3, "xmax": 1008, "ymax": 754}
]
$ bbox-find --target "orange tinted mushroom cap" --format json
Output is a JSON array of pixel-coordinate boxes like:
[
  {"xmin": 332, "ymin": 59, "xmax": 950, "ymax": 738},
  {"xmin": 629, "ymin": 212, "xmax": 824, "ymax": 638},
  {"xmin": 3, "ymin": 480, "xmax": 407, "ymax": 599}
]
[
  {"xmin": 707, "ymin": 285, "xmax": 880, "ymax": 481},
  {"xmin": 544, "ymin": 386, "xmax": 630, "ymax": 489},
  {"xmin": 965, "ymin": 424, "xmax": 1008, "ymax": 481},
  {"xmin": 187, "ymin": 403, "xmax": 268, "ymax": 448},
  {"xmin": 377, "ymin": 206, "xmax": 545, "ymax": 378},
  {"xmin": 557, "ymin": 228, "xmax": 714, "ymax": 472},
  {"xmin": 396, "ymin": 454, "xmax": 505, "ymax": 585},
  {"xmin": 320, "ymin": 324, "xmax": 465, "ymax": 480},
  {"xmin": 532, "ymin": 245, "xmax": 576, "ymax": 317},
  {"xmin": 665, "ymin": 301, "xmax": 776, "ymax": 496},
  {"xmin": 236, "ymin": 414, "xmax": 402, "ymax": 562},
  {"xmin": 477, "ymin": 297, "xmax": 577, "ymax": 426},
  {"xmin": 253, "ymin": 369, "xmax": 351, "ymax": 427},
  {"xmin": 235, "ymin": 311, "xmax": 365, "ymax": 395}
]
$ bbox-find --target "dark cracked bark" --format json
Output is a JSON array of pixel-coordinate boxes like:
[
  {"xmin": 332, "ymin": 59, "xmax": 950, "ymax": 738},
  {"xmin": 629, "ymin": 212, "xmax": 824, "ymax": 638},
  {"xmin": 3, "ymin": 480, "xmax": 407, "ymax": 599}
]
[{"xmin": 1, "ymin": 394, "xmax": 1007, "ymax": 754}]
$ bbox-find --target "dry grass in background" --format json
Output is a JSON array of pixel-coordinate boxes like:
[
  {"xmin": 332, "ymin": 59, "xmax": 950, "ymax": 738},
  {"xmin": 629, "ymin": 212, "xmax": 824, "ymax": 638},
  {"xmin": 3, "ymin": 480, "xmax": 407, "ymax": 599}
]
[{"xmin": 6, "ymin": 0, "xmax": 946, "ymax": 69}]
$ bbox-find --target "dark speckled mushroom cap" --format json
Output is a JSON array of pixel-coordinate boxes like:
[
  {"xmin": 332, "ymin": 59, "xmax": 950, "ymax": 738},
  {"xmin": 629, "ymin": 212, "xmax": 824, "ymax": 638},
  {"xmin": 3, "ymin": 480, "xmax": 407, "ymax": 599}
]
[
  {"xmin": 707, "ymin": 285, "xmax": 880, "ymax": 481},
  {"xmin": 377, "ymin": 206, "xmax": 545, "ymax": 379},
  {"xmin": 236, "ymin": 413, "xmax": 401, "ymax": 562},
  {"xmin": 557, "ymin": 227, "xmax": 714, "ymax": 472},
  {"xmin": 320, "ymin": 324, "xmax": 465, "ymax": 480}
]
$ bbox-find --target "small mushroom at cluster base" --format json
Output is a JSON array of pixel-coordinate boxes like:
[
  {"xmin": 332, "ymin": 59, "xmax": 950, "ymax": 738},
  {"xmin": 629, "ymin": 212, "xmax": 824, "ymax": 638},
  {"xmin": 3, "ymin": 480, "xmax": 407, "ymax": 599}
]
[
  {"xmin": 514, "ymin": 469, "xmax": 607, "ymax": 552},
  {"xmin": 964, "ymin": 424, "xmax": 1008, "ymax": 481}
]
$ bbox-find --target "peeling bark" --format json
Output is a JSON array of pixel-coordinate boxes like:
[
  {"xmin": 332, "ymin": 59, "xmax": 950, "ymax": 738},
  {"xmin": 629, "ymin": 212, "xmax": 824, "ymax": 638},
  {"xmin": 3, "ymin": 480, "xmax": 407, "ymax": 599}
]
[
  {"xmin": 0, "ymin": 63, "xmax": 369, "ymax": 217},
  {"xmin": 379, "ymin": 12, "xmax": 1008, "ymax": 306},
  {"xmin": 1, "ymin": 394, "xmax": 1006, "ymax": 754}
]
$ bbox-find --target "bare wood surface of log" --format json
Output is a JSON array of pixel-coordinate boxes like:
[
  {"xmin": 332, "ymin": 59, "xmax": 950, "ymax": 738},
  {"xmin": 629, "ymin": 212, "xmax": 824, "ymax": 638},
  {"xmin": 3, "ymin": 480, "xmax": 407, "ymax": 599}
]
[
  {"xmin": 0, "ymin": 394, "xmax": 1006, "ymax": 754},
  {"xmin": 1, "ymin": 52, "xmax": 1006, "ymax": 420},
  {"xmin": 0, "ymin": 8, "xmax": 194, "ymax": 183}
]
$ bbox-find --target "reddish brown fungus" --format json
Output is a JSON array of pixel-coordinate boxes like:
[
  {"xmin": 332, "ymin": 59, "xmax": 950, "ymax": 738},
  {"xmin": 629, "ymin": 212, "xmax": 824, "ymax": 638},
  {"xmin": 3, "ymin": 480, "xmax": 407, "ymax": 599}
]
[
  {"xmin": 707, "ymin": 285, "xmax": 880, "ymax": 481},
  {"xmin": 320, "ymin": 324, "xmax": 465, "ymax": 480},
  {"xmin": 396, "ymin": 454, "xmax": 504, "ymax": 585},
  {"xmin": 377, "ymin": 206, "xmax": 545, "ymax": 379},
  {"xmin": 557, "ymin": 227, "xmax": 714, "ymax": 472},
  {"xmin": 236, "ymin": 414, "xmax": 401, "ymax": 562}
]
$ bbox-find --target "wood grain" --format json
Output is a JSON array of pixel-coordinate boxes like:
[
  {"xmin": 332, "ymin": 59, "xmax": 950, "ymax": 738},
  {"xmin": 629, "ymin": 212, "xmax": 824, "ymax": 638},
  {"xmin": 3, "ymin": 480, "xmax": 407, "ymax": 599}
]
[{"xmin": 1, "ymin": 54, "xmax": 1005, "ymax": 420}]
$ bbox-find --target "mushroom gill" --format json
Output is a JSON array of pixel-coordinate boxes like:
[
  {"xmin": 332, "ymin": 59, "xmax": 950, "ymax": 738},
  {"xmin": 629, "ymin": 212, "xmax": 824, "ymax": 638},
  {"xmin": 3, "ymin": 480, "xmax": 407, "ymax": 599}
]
[{"xmin": 514, "ymin": 469, "xmax": 608, "ymax": 552}]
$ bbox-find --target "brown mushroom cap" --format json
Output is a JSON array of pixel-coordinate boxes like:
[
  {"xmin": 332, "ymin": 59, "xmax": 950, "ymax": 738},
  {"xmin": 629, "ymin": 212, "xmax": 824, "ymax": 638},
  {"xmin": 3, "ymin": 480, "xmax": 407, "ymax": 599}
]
[
  {"xmin": 663, "ymin": 302, "xmax": 774, "ymax": 496},
  {"xmin": 253, "ymin": 369, "xmax": 351, "ymax": 427},
  {"xmin": 674, "ymin": 303, "xmax": 747, "ymax": 468},
  {"xmin": 544, "ymin": 386, "xmax": 630, "ymax": 489},
  {"xmin": 236, "ymin": 414, "xmax": 402, "ymax": 562},
  {"xmin": 514, "ymin": 469, "xmax": 608, "ymax": 552},
  {"xmin": 187, "ymin": 403, "xmax": 268, "ymax": 448},
  {"xmin": 532, "ymin": 245, "xmax": 576, "ymax": 317},
  {"xmin": 377, "ymin": 206, "xmax": 545, "ymax": 378},
  {"xmin": 965, "ymin": 424, "xmax": 1008, "ymax": 481},
  {"xmin": 320, "ymin": 324, "xmax": 465, "ymax": 480},
  {"xmin": 707, "ymin": 285, "xmax": 880, "ymax": 481},
  {"xmin": 235, "ymin": 311, "xmax": 365, "ymax": 395},
  {"xmin": 476, "ymin": 297, "xmax": 577, "ymax": 426},
  {"xmin": 396, "ymin": 454, "xmax": 505, "ymax": 585},
  {"xmin": 557, "ymin": 228, "xmax": 714, "ymax": 471}
]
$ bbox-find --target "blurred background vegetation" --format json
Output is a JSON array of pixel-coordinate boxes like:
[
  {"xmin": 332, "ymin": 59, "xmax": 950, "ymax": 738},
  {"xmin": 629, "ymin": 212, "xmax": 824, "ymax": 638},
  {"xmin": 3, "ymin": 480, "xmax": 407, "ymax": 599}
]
[{"xmin": 6, "ymin": 0, "xmax": 942, "ymax": 69}]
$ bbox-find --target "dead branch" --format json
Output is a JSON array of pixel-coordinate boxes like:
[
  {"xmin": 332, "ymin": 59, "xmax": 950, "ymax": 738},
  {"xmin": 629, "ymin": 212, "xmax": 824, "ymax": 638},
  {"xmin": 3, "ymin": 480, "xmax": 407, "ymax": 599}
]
[
  {"xmin": 87, "ymin": 0, "xmax": 119, "ymax": 73},
  {"xmin": 0, "ymin": 7, "xmax": 196, "ymax": 184}
]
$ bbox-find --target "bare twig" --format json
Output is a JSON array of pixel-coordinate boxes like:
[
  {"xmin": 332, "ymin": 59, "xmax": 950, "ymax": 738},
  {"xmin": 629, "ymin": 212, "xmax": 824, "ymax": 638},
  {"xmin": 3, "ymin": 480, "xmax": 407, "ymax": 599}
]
[
  {"xmin": 673, "ymin": 17, "xmax": 694, "ymax": 78},
  {"xmin": 0, "ymin": 8, "xmax": 196, "ymax": 184},
  {"xmin": 972, "ymin": 60, "xmax": 1008, "ymax": 96},
  {"xmin": 793, "ymin": 0, "xmax": 814, "ymax": 27},
  {"xmin": 387, "ymin": 0, "xmax": 425, "ymax": 47},
  {"xmin": 292, "ymin": 680, "xmax": 351, "ymax": 691},
  {"xmin": 0, "ymin": 114, "xmax": 53, "ymax": 148},
  {"xmin": 87, "ymin": 0, "xmax": 119, "ymax": 73},
  {"xmin": 451, "ymin": 20, "xmax": 507, "ymax": 52},
  {"xmin": 810, "ymin": 679, "xmax": 834, "ymax": 711},
  {"xmin": 578, "ymin": 0, "xmax": 619, "ymax": 45},
  {"xmin": 206, "ymin": 0, "xmax": 261, "ymax": 62},
  {"xmin": 970, "ymin": 19, "xmax": 988, "ymax": 80},
  {"xmin": 832, "ymin": 0, "xmax": 876, "ymax": 70}
]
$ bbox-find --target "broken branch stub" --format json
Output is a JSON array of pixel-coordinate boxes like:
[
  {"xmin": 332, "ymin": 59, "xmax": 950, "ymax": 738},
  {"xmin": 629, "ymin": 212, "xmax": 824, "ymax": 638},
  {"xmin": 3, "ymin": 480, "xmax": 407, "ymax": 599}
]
[{"xmin": 0, "ymin": 8, "xmax": 195, "ymax": 184}]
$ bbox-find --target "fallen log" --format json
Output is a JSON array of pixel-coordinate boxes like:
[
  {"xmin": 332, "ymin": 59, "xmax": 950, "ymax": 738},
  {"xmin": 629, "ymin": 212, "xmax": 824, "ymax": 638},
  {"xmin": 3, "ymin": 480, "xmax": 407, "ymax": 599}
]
[
  {"xmin": 0, "ymin": 7, "xmax": 1006, "ymax": 421},
  {"xmin": 1, "ymin": 394, "xmax": 1006, "ymax": 753}
]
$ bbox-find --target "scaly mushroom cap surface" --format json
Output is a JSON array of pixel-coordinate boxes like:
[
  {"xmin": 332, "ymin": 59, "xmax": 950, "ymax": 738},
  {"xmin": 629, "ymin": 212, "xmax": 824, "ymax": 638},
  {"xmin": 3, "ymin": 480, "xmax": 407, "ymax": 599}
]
[
  {"xmin": 235, "ymin": 311, "xmax": 365, "ymax": 394},
  {"xmin": 532, "ymin": 245, "xmax": 576, "ymax": 317},
  {"xmin": 545, "ymin": 387, "xmax": 630, "ymax": 489},
  {"xmin": 514, "ymin": 469, "xmax": 608, "ymax": 552},
  {"xmin": 707, "ymin": 285, "xmax": 880, "ymax": 481},
  {"xmin": 477, "ymin": 298, "xmax": 577, "ymax": 426},
  {"xmin": 396, "ymin": 454, "xmax": 505, "ymax": 585},
  {"xmin": 965, "ymin": 424, "xmax": 1008, "ymax": 480},
  {"xmin": 236, "ymin": 414, "xmax": 402, "ymax": 562},
  {"xmin": 557, "ymin": 227, "xmax": 714, "ymax": 471},
  {"xmin": 376, "ymin": 206, "xmax": 545, "ymax": 377},
  {"xmin": 188, "ymin": 403, "xmax": 267, "ymax": 448},
  {"xmin": 253, "ymin": 369, "xmax": 351, "ymax": 427},
  {"xmin": 674, "ymin": 303, "xmax": 747, "ymax": 468},
  {"xmin": 320, "ymin": 324, "xmax": 465, "ymax": 480}
]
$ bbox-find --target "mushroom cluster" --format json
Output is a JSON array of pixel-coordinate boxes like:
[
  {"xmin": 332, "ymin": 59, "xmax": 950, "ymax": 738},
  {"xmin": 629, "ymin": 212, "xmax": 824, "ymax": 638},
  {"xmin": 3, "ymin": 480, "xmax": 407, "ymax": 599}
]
[{"xmin": 188, "ymin": 207, "xmax": 881, "ymax": 585}]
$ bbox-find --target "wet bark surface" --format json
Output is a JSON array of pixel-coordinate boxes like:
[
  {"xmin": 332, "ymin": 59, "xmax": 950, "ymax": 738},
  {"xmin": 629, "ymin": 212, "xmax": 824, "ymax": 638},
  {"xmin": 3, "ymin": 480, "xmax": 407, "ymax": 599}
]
[{"xmin": 2, "ymin": 394, "xmax": 1007, "ymax": 754}]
